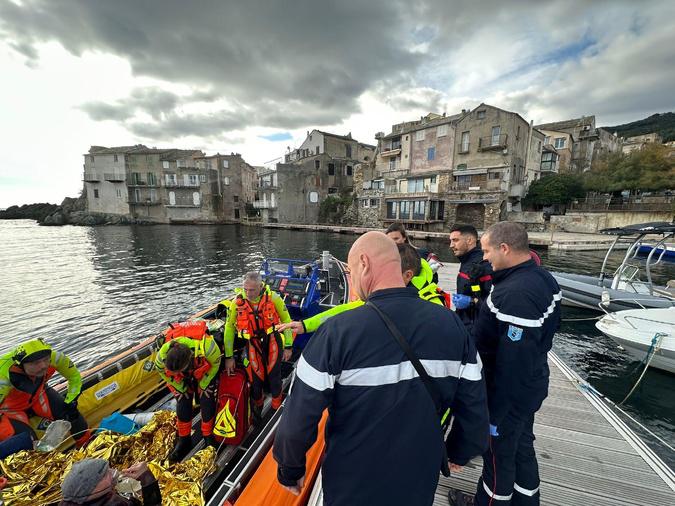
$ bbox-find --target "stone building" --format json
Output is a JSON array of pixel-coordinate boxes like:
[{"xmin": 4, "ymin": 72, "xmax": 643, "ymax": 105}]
[
  {"xmin": 253, "ymin": 169, "xmax": 279, "ymax": 223},
  {"xmin": 83, "ymin": 145, "xmax": 256, "ymax": 224},
  {"xmin": 622, "ymin": 132, "xmax": 663, "ymax": 154},
  {"xmin": 194, "ymin": 153, "xmax": 257, "ymax": 222},
  {"xmin": 276, "ymin": 130, "xmax": 375, "ymax": 224},
  {"xmin": 535, "ymin": 116, "xmax": 621, "ymax": 173}
]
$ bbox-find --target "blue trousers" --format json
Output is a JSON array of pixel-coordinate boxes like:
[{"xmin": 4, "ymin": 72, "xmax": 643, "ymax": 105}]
[{"xmin": 475, "ymin": 410, "xmax": 540, "ymax": 506}]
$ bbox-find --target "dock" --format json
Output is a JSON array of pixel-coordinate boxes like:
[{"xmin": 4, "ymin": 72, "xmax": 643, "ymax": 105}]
[
  {"xmin": 433, "ymin": 264, "xmax": 675, "ymax": 505},
  {"xmin": 256, "ymin": 223, "xmax": 624, "ymax": 251}
]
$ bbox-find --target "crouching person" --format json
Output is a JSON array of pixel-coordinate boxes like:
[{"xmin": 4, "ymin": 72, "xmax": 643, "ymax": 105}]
[
  {"xmin": 0, "ymin": 339, "xmax": 91, "ymax": 448},
  {"xmin": 155, "ymin": 335, "xmax": 221, "ymax": 462}
]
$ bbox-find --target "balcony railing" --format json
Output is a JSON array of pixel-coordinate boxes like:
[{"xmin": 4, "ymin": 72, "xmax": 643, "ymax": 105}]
[
  {"xmin": 452, "ymin": 183, "xmax": 485, "ymax": 191},
  {"xmin": 257, "ymin": 182, "xmax": 278, "ymax": 189},
  {"xmin": 128, "ymin": 180, "xmax": 160, "ymax": 187},
  {"xmin": 83, "ymin": 172, "xmax": 101, "ymax": 182},
  {"xmin": 164, "ymin": 181, "xmax": 201, "ymax": 188},
  {"xmin": 129, "ymin": 199, "xmax": 162, "ymax": 206},
  {"xmin": 253, "ymin": 201, "xmax": 277, "ymax": 209},
  {"xmin": 104, "ymin": 172, "xmax": 126, "ymax": 182},
  {"xmin": 478, "ymin": 134, "xmax": 508, "ymax": 151},
  {"xmin": 385, "ymin": 186, "xmax": 438, "ymax": 196}
]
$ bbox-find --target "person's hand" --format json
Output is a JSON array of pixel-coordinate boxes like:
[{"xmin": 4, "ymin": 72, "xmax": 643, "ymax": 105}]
[
  {"xmin": 281, "ymin": 475, "xmax": 305, "ymax": 496},
  {"xmin": 122, "ymin": 462, "xmax": 156, "ymax": 486},
  {"xmin": 282, "ymin": 348, "xmax": 293, "ymax": 362},
  {"xmin": 452, "ymin": 294, "xmax": 472, "ymax": 310},
  {"xmin": 276, "ymin": 321, "xmax": 304, "ymax": 334},
  {"xmin": 489, "ymin": 424, "xmax": 499, "ymax": 437},
  {"xmin": 449, "ymin": 462, "xmax": 464, "ymax": 473},
  {"xmin": 224, "ymin": 357, "xmax": 235, "ymax": 375}
]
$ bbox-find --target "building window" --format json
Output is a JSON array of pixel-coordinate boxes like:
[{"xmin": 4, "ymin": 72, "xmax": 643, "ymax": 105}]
[
  {"xmin": 234, "ymin": 209, "xmax": 240, "ymax": 219},
  {"xmin": 456, "ymin": 163, "xmax": 467, "ymax": 171},
  {"xmin": 427, "ymin": 147, "xmax": 435, "ymax": 161},
  {"xmin": 537, "ymin": 141, "xmax": 541, "ymax": 152},
  {"xmin": 491, "ymin": 126, "xmax": 501, "ymax": 146},
  {"xmin": 346, "ymin": 165, "xmax": 353, "ymax": 176},
  {"xmin": 489, "ymin": 171, "xmax": 502, "ymax": 180},
  {"xmin": 147, "ymin": 173, "xmax": 156, "ymax": 186},
  {"xmin": 309, "ymin": 191, "xmax": 319, "ymax": 203},
  {"xmin": 369, "ymin": 198, "xmax": 379, "ymax": 207},
  {"xmin": 93, "ymin": 189, "xmax": 99, "ymax": 198},
  {"xmin": 389, "ymin": 158, "xmax": 397, "ymax": 171},
  {"xmin": 224, "ymin": 177, "xmax": 230, "ymax": 185},
  {"xmin": 328, "ymin": 187, "xmax": 338, "ymax": 194},
  {"xmin": 234, "ymin": 195, "xmax": 239, "ymax": 203},
  {"xmin": 134, "ymin": 188, "xmax": 141, "ymax": 203},
  {"xmin": 362, "ymin": 199, "xmax": 370, "ymax": 208},
  {"xmin": 541, "ymin": 152, "xmax": 557, "ymax": 171},
  {"xmin": 223, "ymin": 160, "xmax": 229, "ymax": 168},
  {"xmin": 162, "ymin": 161, "xmax": 169, "ymax": 169},
  {"xmin": 113, "ymin": 154, "xmax": 118, "ymax": 162},
  {"xmin": 131, "ymin": 172, "xmax": 142, "ymax": 185},
  {"xmin": 386, "ymin": 201, "xmax": 397, "ymax": 219},
  {"xmin": 399, "ymin": 201, "xmax": 410, "ymax": 219},
  {"xmin": 437, "ymin": 124, "xmax": 448, "ymax": 137},
  {"xmin": 477, "ymin": 110, "xmax": 486, "ymax": 119},
  {"xmin": 193, "ymin": 192, "xmax": 200, "ymax": 206},
  {"xmin": 116, "ymin": 189, "xmax": 122, "ymax": 198},
  {"xmin": 516, "ymin": 125, "xmax": 521, "ymax": 140},
  {"xmin": 345, "ymin": 144, "xmax": 352, "ymax": 158},
  {"xmin": 328, "ymin": 163, "xmax": 335, "ymax": 175},
  {"xmin": 415, "ymin": 130, "xmax": 425, "ymax": 141},
  {"xmin": 460, "ymin": 131, "xmax": 470, "ymax": 152},
  {"xmin": 188, "ymin": 174, "xmax": 198, "ymax": 186},
  {"xmin": 178, "ymin": 159, "xmax": 187, "ymax": 168},
  {"xmin": 554, "ymin": 137, "xmax": 566, "ymax": 149},
  {"xmin": 315, "ymin": 160, "xmax": 321, "ymax": 169},
  {"xmin": 90, "ymin": 155, "xmax": 95, "ymax": 163},
  {"xmin": 375, "ymin": 180, "xmax": 384, "ymax": 190},
  {"xmin": 150, "ymin": 189, "xmax": 157, "ymax": 202},
  {"xmin": 544, "ymin": 136, "xmax": 551, "ymax": 145},
  {"xmin": 165, "ymin": 174, "xmax": 177, "ymax": 186},
  {"xmin": 316, "ymin": 146, "xmax": 320, "ymax": 155},
  {"xmin": 200, "ymin": 174, "xmax": 206, "ymax": 183},
  {"xmin": 169, "ymin": 191, "xmax": 176, "ymax": 206},
  {"xmin": 413, "ymin": 201, "xmax": 425, "ymax": 221}
]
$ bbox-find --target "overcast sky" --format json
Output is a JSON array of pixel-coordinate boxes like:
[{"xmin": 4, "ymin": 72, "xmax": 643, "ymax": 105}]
[{"xmin": 1, "ymin": 0, "xmax": 674, "ymax": 207}]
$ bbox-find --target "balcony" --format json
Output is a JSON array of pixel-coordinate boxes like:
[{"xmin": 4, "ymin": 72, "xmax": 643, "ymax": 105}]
[
  {"xmin": 478, "ymin": 134, "xmax": 508, "ymax": 151},
  {"xmin": 128, "ymin": 180, "xmax": 160, "ymax": 187},
  {"xmin": 83, "ymin": 172, "xmax": 101, "ymax": 182},
  {"xmin": 129, "ymin": 199, "xmax": 162, "ymax": 206},
  {"xmin": 452, "ymin": 183, "xmax": 486, "ymax": 191},
  {"xmin": 104, "ymin": 172, "xmax": 126, "ymax": 182},
  {"xmin": 253, "ymin": 201, "xmax": 277, "ymax": 209},
  {"xmin": 164, "ymin": 181, "xmax": 201, "ymax": 188},
  {"xmin": 380, "ymin": 143, "xmax": 402, "ymax": 158},
  {"xmin": 257, "ymin": 182, "xmax": 278, "ymax": 190},
  {"xmin": 385, "ymin": 186, "xmax": 438, "ymax": 197}
]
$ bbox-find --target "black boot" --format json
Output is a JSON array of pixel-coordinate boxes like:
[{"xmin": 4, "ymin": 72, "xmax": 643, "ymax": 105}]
[
  {"xmin": 251, "ymin": 401, "xmax": 263, "ymax": 425},
  {"xmin": 203, "ymin": 434, "xmax": 218, "ymax": 449},
  {"xmin": 169, "ymin": 435, "xmax": 193, "ymax": 463}
]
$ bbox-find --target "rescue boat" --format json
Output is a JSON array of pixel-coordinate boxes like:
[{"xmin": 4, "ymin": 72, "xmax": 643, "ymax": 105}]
[{"xmin": 3, "ymin": 252, "xmax": 350, "ymax": 506}]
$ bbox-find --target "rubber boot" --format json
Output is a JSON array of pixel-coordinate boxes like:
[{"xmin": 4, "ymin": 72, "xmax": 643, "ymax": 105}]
[
  {"xmin": 169, "ymin": 435, "xmax": 193, "ymax": 463},
  {"xmin": 251, "ymin": 399, "xmax": 263, "ymax": 425},
  {"xmin": 203, "ymin": 434, "xmax": 218, "ymax": 449},
  {"xmin": 271, "ymin": 394, "xmax": 283, "ymax": 410}
]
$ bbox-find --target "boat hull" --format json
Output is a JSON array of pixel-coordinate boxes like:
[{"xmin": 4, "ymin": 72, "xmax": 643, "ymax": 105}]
[
  {"xmin": 552, "ymin": 272, "xmax": 675, "ymax": 312},
  {"xmin": 596, "ymin": 307, "xmax": 675, "ymax": 374}
]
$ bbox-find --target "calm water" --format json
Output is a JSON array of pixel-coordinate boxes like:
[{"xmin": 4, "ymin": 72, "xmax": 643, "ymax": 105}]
[{"xmin": 1, "ymin": 220, "xmax": 673, "ymax": 463}]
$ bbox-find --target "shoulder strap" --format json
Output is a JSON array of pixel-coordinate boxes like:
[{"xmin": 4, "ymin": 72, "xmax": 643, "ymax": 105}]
[
  {"xmin": 366, "ymin": 300, "xmax": 451, "ymax": 477},
  {"xmin": 366, "ymin": 301, "xmax": 442, "ymax": 410}
]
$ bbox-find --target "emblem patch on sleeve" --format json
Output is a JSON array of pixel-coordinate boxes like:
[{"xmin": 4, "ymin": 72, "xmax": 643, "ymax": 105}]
[{"xmin": 507, "ymin": 325, "xmax": 523, "ymax": 341}]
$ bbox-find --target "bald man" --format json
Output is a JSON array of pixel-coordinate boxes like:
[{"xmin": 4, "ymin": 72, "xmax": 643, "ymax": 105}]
[{"xmin": 273, "ymin": 232, "xmax": 489, "ymax": 506}]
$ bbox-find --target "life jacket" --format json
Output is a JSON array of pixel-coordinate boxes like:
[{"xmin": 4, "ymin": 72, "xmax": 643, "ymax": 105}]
[
  {"xmin": 234, "ymin": 286, "xmax": 281, "ymax": 340},
  {"xmin": 164, "ymin": 320, "xmax": 208, "ymax": 342},
  {"xmin": 0, "ymin": 365, "xmax": 57, "ymax": 412},
  {"xmin": 411, "ymin": 259, "xmax": 449, "ymax": 307},
  {"xmin": 1, "ymin": 339, "xmax": 58, "ymax": 412}
]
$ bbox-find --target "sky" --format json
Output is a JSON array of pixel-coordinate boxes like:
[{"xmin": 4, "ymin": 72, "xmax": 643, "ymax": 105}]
[{"xmin": 1, "ymin": 0, "xmax": 674, "ymax": 208}]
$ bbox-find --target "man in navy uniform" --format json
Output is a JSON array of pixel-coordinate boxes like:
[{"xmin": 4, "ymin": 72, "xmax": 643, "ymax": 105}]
[
  {"xmin": 464, "ymin": 222, "xmax": 561, "ymax": 506},
  {"xmin": 274, "ymin": 231, "xmax": 489, "ymax": 505}
]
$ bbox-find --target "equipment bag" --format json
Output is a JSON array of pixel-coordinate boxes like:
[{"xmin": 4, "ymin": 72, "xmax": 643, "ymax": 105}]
[{"xmin": 213, "ymin": 367, "xmax": 250, "ymax": 445}]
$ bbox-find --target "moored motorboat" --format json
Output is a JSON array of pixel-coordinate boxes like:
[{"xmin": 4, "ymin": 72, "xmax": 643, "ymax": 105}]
[
  {"xmin": 596, "ymin": 306, "xmax": 675, "ymax": 374},
  {"xmin": 552, "ymin": 222, "xmax": 675, "ymax": 312}
]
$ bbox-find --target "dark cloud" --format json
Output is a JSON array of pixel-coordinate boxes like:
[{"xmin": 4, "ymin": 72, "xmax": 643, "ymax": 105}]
[{"xmin": 0, "ymin": 0, "xmax": 420, "ymax": 138}]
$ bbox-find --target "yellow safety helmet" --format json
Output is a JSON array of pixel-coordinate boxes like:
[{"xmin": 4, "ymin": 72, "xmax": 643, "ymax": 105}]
[{"xmin": 13, "ymin": 338, "xmax": 52, "ymax": 365}]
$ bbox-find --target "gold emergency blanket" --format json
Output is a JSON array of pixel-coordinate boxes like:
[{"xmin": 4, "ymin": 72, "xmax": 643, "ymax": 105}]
[{"xmin": 0, "ymin": 411, "xmax": 216, "ymax": 506}]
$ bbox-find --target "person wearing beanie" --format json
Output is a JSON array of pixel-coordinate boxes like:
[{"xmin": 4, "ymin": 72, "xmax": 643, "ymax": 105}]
[
  {"xmin": 59, "ymin": 459, "xmax": 161, "ymax": 505},
  {"xmin": 0, "ymin": 338, "xmax": 91, "ymax": 448}
]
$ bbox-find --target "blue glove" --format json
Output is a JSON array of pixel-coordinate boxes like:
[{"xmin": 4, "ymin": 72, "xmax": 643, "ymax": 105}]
[
  {"xmin": 490, "ymin": 424, "xmax": 499, "ymax": 437},
  {"xmin": 452, "ymin": 294, "xmax": 472, "ymax": 310}
]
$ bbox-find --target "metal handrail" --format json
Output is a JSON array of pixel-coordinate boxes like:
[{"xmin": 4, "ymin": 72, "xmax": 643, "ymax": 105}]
[{"xmin": 645, "ymin": 232, "xmax": 674, "ymax": 294}]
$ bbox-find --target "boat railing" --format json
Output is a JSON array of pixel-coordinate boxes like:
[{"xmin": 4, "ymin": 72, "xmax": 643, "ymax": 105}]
[{"xmin": 645, "ymin": 232, "xmax": 675, "ymax": 293}]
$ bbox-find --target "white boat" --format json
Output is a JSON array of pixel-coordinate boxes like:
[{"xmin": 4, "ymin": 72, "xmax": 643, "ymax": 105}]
[
  {"xmin": 596, "ymin": 306, "xmax": 675, "ymax": 374},
  {"xmin": 552, "ymin": 222, "xmax": 675, "ymax": 312}
]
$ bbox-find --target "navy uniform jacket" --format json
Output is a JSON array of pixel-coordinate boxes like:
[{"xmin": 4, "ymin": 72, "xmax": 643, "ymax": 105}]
[
  {"xmin": 456, "ymin": 246, "xmax": 493, "ymax": 333},
  {"xmin": 273, "ymin": 287, "xmax": 489, "ymax": 506},
  {"xmin": 473, "ymin": 259, "xmax": 561, "ymax": 427}
]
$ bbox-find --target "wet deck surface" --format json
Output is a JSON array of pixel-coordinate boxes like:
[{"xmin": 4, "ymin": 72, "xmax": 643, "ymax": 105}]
[{"xmin": 433, "ymin": 264, "xmax": 675, "ymax": 505}]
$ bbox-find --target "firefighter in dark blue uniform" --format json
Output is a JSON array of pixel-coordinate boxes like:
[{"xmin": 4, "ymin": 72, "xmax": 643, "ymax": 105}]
[
  {"xmin": 449, "ymin": 224, "xmax": 493, "ymax": 333},
  {"xmin": 461, "ymin": 222, "xmax": 561, "ymax": 506},
  {"xmin": 274, "ymin": 232, "xmax": 489, "ymax": 506}
]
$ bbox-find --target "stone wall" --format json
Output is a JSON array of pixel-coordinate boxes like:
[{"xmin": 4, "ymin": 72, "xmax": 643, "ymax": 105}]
[{"xmin": 551, "ymin": 211, "xmax": 674, "ymax": 233}]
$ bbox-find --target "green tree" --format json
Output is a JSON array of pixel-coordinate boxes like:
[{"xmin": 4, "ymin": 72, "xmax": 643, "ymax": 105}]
[{"xmin": 524, "ymin": 174, "xmax": 585, "ymax": 207}]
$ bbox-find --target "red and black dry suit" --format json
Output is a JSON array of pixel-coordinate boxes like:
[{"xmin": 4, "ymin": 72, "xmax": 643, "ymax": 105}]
[{"xmin": 224, "ymin": 286, "xmax": 293, "ymax": 410}]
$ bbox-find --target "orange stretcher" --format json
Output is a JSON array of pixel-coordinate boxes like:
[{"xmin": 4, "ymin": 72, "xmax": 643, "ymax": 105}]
[{"xmin": 229, "ymin": 411, "xmax": 328, "ymax": 506}]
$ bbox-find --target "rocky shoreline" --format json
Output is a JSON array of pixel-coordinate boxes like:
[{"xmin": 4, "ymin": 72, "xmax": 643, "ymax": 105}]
[{"xmin": 0, "ymin": 196, "xmax": 154, "ymax": 226}]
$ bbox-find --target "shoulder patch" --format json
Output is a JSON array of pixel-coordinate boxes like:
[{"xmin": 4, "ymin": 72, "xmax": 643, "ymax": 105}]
[{"xmin": 507, "ymin": 325, "xmax": 523, "ymax": 342}]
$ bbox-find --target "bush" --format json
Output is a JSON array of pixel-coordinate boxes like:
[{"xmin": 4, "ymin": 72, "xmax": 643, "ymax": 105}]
[{"xmin": 524, "ymin": 174, "xmax": 585, "ymax": 207}]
